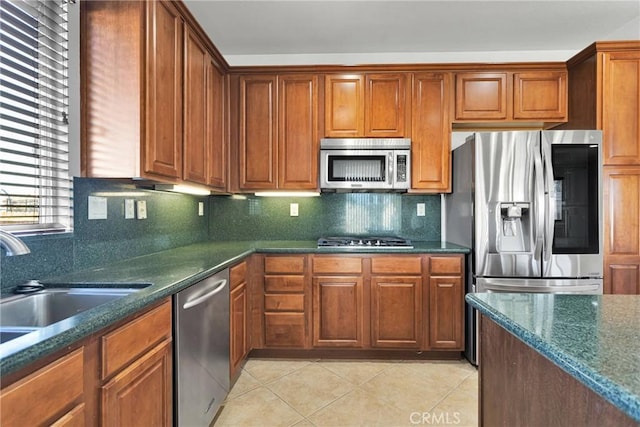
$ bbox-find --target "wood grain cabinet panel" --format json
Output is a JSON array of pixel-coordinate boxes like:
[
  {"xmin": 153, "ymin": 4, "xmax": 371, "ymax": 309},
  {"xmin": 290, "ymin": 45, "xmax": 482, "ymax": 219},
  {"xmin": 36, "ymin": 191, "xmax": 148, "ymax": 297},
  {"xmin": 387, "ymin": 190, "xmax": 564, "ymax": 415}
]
[
  {"xmin": 278, "ymin": 74, "xmax": 319, "ymax": 189},
  {"xmin": 101, "ymin": 340, "xmax": 173, "ymax": 427},
  {"xmin": 239, "ymin": 75, "xmax": 278, "ymax": 189},
  {"xmin": 312, "ymin": 276, "xmax": 364, "ymax": 347},
  {"xmin": 604, "ymin": 166, "xmax": 640, "ymax": 294},
  {"xmin": 455, "ymin": 72, "xmax": 508, "ymax": 120},
  {"xmin": 411, "ymin": 73, "xmax": 452, "ymax": 192},
  {"xmin": 0, "ymin": 348, "xmax": 84, "ymax": 427},
  {"xmin": 371, "ymin": 276, "xmax": 422, "ymax": 348},
  {"xmin": 206, "ymin": 58, "xmax": 226, "ymax": 189},
  {"xmin": 230, "ymin": 261, "xmax": 249, "ymax": 379},
  {"xmin": 325, "ymin": 73, "xmax": 408, "ymax": 137},
  {"xmin": 602, "ymin": 51, "xmax": 640, "ymax": 165},
  {"xmin": 427, "ymin": 255, "xmax": 464, "ymax": 350},
  {"xmin": 264, "ymin": 313, "xmax": 306, "ymax": 347},
  {"xmin": 513, "ymin": 71, "xmax": 567, "ymax": 120}
]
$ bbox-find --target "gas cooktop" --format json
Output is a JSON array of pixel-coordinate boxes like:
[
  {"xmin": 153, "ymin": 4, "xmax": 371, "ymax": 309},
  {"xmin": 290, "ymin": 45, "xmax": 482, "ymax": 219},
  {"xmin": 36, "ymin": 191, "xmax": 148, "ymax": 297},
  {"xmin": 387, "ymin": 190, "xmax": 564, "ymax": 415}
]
[{"xmin": 317, "ymin": 236, "xmax": 413, "ymax": 249}]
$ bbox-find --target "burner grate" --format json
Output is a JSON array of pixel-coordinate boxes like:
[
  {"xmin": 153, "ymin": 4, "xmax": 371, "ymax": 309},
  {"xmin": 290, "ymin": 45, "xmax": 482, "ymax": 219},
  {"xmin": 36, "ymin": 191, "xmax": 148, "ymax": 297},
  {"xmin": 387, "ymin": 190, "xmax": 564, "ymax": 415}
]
[{"xmin": 317, "ymin": 236, "xmax": 413, "ymax": 248}]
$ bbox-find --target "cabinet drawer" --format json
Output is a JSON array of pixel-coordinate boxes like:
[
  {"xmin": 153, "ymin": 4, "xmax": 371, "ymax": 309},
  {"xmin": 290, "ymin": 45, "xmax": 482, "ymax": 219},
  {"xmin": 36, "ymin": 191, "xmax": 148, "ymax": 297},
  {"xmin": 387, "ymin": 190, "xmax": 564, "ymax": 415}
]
[
  {"xmin": 371, "ymin": 256, "xmax": 422, "ymax": 274},
  {"xmin": 265, "ymin": 294, "xmax": 304, "ymax": 312},
  {"xmin": 430, "ymin": 256, "xmax": 463, "ymax": 275},
  {"xmin": 264, "ymin": 313, "xmax": 305, "ymax": 347},
  {"xmin": 312, "ymin": 256, "xmax": 363, "ymax": 274},
  {"xmin": 230, "ymin": 261, "xmax": 247, "ymax": 289},
  {"xmin": 101, "ymin": 300, "xmax": 172, "ymax": 380},
  {"xmin": 264, "ymin": 256, "xmax": 306, "ymax": 274},
  {"xmin": 0, "ymin": 348, "xmax": 84, "ymax": 427},
  {"xmin": 264, "ymin": 275, "xmax": 305, "ymax": 292}
]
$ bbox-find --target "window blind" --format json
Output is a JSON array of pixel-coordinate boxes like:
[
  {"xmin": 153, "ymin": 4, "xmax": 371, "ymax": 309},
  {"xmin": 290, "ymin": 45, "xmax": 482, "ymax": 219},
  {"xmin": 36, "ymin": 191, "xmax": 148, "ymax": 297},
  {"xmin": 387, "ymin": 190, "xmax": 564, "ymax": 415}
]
[{"xmin": 0, "ymin": 0, "xmax": 72, "ymax": 232}]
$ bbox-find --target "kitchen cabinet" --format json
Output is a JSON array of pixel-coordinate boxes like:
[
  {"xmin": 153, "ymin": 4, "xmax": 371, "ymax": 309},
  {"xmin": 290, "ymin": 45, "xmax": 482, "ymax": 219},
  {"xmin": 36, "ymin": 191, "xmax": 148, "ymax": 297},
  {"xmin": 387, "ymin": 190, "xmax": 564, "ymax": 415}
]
[
  {"xmin": 324, "ymin": 73, "xmax": 410, "ymax": 137},
  {"xmin": 183, "ymin": 26, "xmax": 226, "ymax": 189},
  {"xmin": 237, "ymin": 74, "xmax": 319, "ymax": 191},
  {"xmin": 561, "ymin": 41, "xmax": 640, "ymax": 294},
  {"xmin": 454, "ymin": 69, "xmax": 567, "ymax": 123},
  {"xmin": 82, "ymin": 0, "xmax": 227, "ymax": 191},
  {"xmin": 428, "ymin": 256, "xmax": 464, "ymax": 349},
  {"xmin": 0, "ymin": 299, "xmax": 172, "ymax": 426},
  {"xmin": 311, "ymin": 256, "xmax": 365, "ymax": 348},
  {"xmin": 411, "ymin": 73, "xmax": 452, "ymax": 192},
  {"xmin": 0, "ymin": 348, "xmax": 85, "ymax": 427},
  {"xmin": 100, "ymin": 301, "xmax": 173, "ymax": 426},
  {"xmin": 262, "ymin": 255, "xmax": 308, "ymax": 348},
  {"xmin": 230, "ymin": 261, "xmax": 250, "ymax": 379},
  {"xmin": 370, "ymin": 257, "xmax": 422, "ymax": 348}
]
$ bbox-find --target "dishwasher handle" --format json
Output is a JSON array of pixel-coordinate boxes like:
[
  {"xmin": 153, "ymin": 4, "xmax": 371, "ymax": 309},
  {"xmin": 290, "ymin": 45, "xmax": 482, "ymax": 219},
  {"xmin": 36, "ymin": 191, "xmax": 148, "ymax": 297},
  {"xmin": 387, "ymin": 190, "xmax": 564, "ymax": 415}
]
[{"xmin": 183, "ymin": 279, "xmax": 228, "ymax": 310}]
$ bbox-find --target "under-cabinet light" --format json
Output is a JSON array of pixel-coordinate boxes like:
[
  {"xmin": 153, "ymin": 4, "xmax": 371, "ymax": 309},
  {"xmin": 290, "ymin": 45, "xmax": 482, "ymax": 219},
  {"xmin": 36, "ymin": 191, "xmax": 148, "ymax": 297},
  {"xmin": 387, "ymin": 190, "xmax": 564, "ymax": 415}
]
[
  {"xmin": 152, "ymin": 184, "xmax": 211, "ymax": 196},
  {"xmin": 253, "ymin": 191, "xmax": 320, "ymax": 198}
]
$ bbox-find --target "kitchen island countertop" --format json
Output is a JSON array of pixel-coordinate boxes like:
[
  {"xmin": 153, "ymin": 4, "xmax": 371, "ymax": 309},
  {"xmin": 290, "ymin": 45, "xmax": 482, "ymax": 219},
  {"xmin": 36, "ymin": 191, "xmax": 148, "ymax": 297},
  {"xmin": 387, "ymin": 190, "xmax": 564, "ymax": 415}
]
[
  {"xmin": 466, "ymin": 292, "xmax": 640, "ymax": 423},
  {"xmin": 1, "ymin": 240, "xmax": 468, "ymax": 376}
]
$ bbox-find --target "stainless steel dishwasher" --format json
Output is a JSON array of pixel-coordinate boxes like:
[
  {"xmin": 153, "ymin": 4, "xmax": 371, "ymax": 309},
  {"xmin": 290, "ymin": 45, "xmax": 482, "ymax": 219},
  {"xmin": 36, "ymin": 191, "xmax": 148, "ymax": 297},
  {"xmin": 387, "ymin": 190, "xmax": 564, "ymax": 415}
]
[{"xmin": 174, "ymin": 269, "xmax": 229, "ymax": 426}]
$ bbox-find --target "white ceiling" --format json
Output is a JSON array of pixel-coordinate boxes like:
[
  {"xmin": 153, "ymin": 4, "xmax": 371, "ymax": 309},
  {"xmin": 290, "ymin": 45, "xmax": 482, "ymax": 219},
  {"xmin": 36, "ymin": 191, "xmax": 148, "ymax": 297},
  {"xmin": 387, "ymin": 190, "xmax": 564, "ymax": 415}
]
[{"xmin": 183, "ymin": 0, "xmax": 640, "ymax": 66}]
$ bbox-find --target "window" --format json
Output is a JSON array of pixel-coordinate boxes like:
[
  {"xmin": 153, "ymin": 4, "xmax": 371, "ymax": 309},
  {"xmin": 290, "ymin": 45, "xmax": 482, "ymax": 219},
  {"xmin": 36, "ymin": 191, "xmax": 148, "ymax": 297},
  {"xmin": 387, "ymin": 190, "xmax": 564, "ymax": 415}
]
[{"xmin": 0, "ymin": 0, "xmax": 72, "ymax": 233}]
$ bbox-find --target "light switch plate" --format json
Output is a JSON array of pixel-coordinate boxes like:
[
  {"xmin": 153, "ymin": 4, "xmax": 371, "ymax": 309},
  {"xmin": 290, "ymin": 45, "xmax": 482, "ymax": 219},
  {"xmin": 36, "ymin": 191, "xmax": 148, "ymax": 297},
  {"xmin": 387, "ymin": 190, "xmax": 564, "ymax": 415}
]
[
  {"xmin": 417, "ymin": 203, "xmax": 426, "ymax": 217},
  {"xmin": 136, "ymin": 200, "xmax": 147, "ymax": 219},
  {"xmin": 290, "ymin": 203, "xmax": 299, "ymax": 217},
  {"xmin": 88, "ymin": 196, "xmax": 107, "ymax": 220},
  {"xmin": 124, "ymin": 199, "xmax": 135, "ymax": 219},
  {"xmin": 198, "ymin": 201, "xmax": 204, "ymax": 216}
]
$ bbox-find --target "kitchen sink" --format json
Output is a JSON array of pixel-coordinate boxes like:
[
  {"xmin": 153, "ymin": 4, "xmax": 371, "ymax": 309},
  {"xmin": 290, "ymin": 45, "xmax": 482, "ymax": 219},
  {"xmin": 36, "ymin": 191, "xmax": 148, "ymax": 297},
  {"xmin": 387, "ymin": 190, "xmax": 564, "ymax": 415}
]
[{"xmin": 0, "ymin": 287, "xmax": 143, "ymax": 330}]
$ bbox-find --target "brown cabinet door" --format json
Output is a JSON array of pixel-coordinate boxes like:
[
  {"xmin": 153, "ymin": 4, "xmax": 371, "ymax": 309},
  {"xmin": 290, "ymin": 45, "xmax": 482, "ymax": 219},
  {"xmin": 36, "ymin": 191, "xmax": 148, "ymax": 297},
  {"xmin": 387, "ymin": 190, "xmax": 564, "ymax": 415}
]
[
  {"xmin": 429, "ymin": 276, "xmax": 463, "ymax": 349},
  {"xmin": 278, "ymin": 74, "xmax": 319, "ymax": 189},
  {"xmin": 604, "ymin": 166, "xmax": 640, "ymax": 294},
  {"xmin": 455, "ymin": 72, "xmax": 508, "ymax": 120},
  {"xmin": 144, "ymin": 0, "xmax": 183, "ymax": 179},
  {"xmin": 411, "ymin": 73, "xmax": 451, "ymax": 192},
  {"xmin": 602, "ymin": 51, "xmax": 640, "ymax": 165},
  {"xmin": 513, "ymin": 71, "xmax": 567, "ymax": 120},
  {"xmin": 230, "ymin": 282, "xmax": 249, "ymax": 376},
  {"xmin": 207, "ymin": 58, "xmax": 226, "ymax": 190},
  {"xmin": 365, "ymin": 73, "xmax": 408, "ymax": 137},
  {"xmin": 371, "ymin": 276, "xmax": 422, "ymax": 348},
  {"xmin": 324, "ymin": 74, "xmax": 365, "ymax": 137},
  {"xmin": 239, "ymin": 75, "xmax": 277, "ymax": 189},
  {"xmin": 182, "ymin": 26, "xmax": 208, "ymax": 184},
  {"xmin": 101, "ymin": 339, "xmax": 173, "ymax": 427},
  {"xmin": 312, "ymin": 276, "xmax": 364, "ymax": 347}
]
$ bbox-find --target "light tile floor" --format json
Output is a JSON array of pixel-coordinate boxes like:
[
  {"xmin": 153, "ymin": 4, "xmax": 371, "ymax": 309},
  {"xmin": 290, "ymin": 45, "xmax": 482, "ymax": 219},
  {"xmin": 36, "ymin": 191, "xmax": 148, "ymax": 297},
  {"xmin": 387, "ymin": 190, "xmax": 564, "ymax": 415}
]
[{"xmin": 215, "ymin": 359, "xmax": 478, "ymax": 427}]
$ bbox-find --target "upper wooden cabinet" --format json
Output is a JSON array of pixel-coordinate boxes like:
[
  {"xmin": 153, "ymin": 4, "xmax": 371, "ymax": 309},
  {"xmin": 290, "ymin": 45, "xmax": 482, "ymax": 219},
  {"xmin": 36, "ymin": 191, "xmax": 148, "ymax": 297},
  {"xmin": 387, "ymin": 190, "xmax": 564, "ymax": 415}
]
[
  {"xmin": 411, "ymin": 73, "xmax": 452, "ymax": 192},
  {"xmin": 561, "ymin": 41, "xmax": 640, "ymax": 294},
  {"xmin": 82, "ymin": 0, "xmax": 227, "ymax": 191},
  {"xmin": 454, "ymin": 69, "xmax": 567, "ymax": 123},
  {"xmin": 237, "ymin": 74, "xmax": 319, "ymax": 191},
  {"xmin": 325, "ymin": 73, "xmax": 409, "ymax": 137}
]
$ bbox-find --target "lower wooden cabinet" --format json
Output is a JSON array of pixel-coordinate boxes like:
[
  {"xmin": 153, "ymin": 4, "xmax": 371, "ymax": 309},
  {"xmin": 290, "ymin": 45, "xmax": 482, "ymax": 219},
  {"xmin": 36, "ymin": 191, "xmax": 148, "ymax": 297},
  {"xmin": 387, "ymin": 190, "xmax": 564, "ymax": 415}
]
[
  {"xmin": 230, "ymin": 261, "xmax": 250, "ymax": 379},
  {"xmin": 428, "ymin": 256, "xmax": 464, "ymax": 349},
  {"xmin": 0, "ymin": 300, "xmax": 173, "ymax": 427},
  {"xmin": 371, "ymin": 276, "xmax": 422, "ymax": 348}
]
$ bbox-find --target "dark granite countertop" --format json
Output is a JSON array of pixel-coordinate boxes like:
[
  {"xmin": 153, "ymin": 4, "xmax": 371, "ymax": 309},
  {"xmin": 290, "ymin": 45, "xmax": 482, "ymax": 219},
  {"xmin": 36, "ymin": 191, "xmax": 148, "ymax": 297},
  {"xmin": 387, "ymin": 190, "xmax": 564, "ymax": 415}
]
[
  {"xmin": 466, "ymin": 293, "xmax": 640, "ymax": 423},
  {"xmin": 0, "ymin": 240, "xmax": 468, "ymax": 376}
]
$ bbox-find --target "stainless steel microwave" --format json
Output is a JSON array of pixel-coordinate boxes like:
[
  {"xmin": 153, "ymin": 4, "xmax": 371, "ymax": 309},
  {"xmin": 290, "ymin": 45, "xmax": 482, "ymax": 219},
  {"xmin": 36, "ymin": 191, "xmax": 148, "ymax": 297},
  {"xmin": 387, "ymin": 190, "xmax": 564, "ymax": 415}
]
[{"xmin": 320, "ymin": 138, "xmax": 411, "ymax": 191}]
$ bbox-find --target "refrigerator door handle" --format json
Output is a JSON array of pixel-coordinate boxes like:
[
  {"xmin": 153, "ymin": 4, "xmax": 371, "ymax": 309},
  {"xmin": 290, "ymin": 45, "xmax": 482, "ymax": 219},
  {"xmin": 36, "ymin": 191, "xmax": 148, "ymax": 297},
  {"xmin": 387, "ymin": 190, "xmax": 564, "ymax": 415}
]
[
  {"xmin": 533, "ymin": 141, "xmax": 545, "ymax": 265},
  {"xmin": 542, "ymin": 140, "xmax": 555, "ymax": 268}
]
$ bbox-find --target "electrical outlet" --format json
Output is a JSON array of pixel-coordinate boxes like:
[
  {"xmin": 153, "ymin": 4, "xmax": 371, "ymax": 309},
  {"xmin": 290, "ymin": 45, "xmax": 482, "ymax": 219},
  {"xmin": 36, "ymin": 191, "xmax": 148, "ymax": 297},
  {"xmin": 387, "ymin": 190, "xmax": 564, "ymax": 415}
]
[
  {"xmin": 88, "ymin": 196, "xmax": 107, "ymax": 220},
  {"xmin": 136, "ymin": 200, "xmax": 147, "ymax": 219},
  {"xmin": 198, "ymin": 201, "xmax": 204, "ymax": 216},
  {"xmin": 417, "ymin": 203, "xmax": 426, "ymax": 217},
  {"xmin": 290, "ymin": 203, "xmax": 299, "ymax": 217},
  {"xmin": 124, "ymin": 199, "xmax": 135, "ymax": 219}
]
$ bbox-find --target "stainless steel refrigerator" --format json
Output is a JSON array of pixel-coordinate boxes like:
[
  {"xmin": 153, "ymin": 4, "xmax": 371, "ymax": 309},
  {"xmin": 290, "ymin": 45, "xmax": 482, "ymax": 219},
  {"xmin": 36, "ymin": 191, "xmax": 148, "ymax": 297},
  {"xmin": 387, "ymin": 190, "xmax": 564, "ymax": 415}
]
[{"xmin": 445, "ymin": 130, "xmax": 604, "ymax": 364}]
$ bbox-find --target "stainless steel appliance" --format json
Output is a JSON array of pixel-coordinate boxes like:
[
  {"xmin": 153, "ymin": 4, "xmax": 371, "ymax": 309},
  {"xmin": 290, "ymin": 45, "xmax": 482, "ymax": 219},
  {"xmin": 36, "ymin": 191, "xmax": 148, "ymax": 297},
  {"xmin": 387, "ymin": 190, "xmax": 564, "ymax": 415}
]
[
  {"xmin": 320, "ymin": 138, "xmax": 411, "ymax": 191},
  {"xmin": 445, "ymin": 130, "xmax": 604, "ymax": 364},
  {"xmin": 318, "ymin": 236, "xmax": 413, "ymax": 248},
  {"xmin": 174, "ymin": 269, "xmax": 230, "ymax": 426}
]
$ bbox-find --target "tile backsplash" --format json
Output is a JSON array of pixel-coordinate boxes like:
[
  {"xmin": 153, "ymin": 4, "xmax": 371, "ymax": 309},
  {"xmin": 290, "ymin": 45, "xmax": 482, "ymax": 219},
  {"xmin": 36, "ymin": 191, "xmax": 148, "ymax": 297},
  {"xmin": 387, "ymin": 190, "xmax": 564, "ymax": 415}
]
[{"xmin": 1, "ymin": 179, "xmax": 442, "ymax": 292}]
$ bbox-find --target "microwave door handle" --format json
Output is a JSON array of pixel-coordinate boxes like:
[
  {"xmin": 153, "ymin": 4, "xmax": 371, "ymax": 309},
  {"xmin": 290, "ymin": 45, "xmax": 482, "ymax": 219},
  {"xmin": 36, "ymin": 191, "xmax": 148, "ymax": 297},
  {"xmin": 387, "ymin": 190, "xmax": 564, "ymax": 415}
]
[{"xmin": 388, "ymin": 153, "xmax": 394, "ymax": 184}]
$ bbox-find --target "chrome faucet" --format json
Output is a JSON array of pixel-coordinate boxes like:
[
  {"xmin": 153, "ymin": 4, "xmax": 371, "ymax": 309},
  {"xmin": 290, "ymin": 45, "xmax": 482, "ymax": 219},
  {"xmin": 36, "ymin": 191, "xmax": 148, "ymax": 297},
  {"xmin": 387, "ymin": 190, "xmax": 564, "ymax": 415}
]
[{"xmin": 0, "ymin": 230, "xmax": 31, "ymax": 256}]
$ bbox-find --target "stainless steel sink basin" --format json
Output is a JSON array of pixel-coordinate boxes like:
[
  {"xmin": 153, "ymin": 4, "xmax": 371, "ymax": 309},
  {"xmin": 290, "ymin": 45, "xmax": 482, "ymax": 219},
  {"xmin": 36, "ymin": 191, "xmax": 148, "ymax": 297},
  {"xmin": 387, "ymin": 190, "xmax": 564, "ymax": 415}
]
[{"xmin": 0, "ymin": 288, "xmax": 142, "ymax": 330}]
